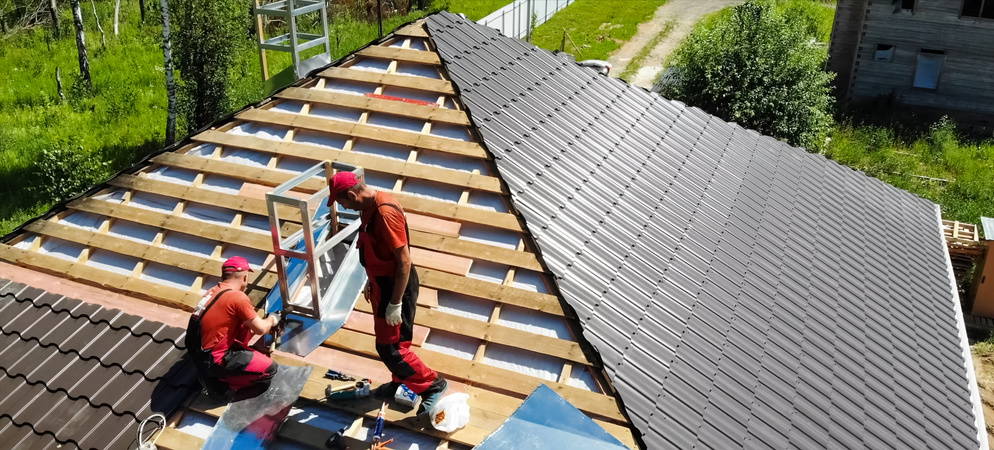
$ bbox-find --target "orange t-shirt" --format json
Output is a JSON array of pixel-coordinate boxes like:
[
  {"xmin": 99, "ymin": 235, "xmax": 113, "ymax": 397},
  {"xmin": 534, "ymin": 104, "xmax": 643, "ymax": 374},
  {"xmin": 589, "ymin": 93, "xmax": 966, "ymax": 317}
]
[
  {"xmin": 361, "ymin": 191, "xmax": 409, "ymax": 262},
  {"xmin": 199, "ymin": 282, "xmax": 257, "ymax": 358}
]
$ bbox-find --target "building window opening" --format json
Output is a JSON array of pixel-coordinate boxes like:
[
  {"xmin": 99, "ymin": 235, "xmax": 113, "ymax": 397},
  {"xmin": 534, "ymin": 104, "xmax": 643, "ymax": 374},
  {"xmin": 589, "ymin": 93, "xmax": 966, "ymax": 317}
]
[
  {"xmin": 875, "ymin": 44, "xmax": 895, "ymax": 62},
  {"xmin": 963, "ymin": 0, "xmax": 994, "ymax": 18},
  {"xmin": 913, "ymin": 49, "xmax": 945, "ymax": 90},
  {"xmin": 902, "ymin": 0, "xmax": 914, "ymax": 10}
]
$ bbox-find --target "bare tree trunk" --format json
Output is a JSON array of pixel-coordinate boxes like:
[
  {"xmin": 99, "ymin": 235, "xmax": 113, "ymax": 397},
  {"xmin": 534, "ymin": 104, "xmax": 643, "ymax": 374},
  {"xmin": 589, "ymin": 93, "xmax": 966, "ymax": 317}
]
[
  {"xmin": 56, "ymin": 67, "xmax": 66, "ymax": 100},
  {"xmin": 139, "ymin": 0, "xmax": 145, "ymax": 23},
  {"xmin": 113, "ymin": 0, "xmax": 119, "ymax": 35},
  {"xmin": 1, "ymin": 17, "xmax": 7, "ymax": 35},
  {"xmin": 69, "ymin": 0, "xmax": 91, "ymax": 86},
  {"xmin": 49, "ymin": 0, "xmax": 60, "ymax": 38},
  {"xmin": 160, "ymin": 0, "xmax": 177, "ymax": 144},
  {"xmin": 89, "ymin": 0, "xmax": 105, "ymax": 48}
]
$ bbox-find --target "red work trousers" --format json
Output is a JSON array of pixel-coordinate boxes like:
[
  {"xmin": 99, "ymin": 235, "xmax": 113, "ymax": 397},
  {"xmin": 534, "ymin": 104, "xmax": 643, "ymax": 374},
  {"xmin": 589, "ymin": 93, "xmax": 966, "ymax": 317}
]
[{"xmin": 370, "ymin": 268, "xmax": 438, "ymax": 394}]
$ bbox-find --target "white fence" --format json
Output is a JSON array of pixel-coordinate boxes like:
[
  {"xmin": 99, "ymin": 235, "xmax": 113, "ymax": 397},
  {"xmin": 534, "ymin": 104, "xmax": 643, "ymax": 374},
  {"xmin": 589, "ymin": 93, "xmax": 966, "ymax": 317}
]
[{"xmin": 477, "ymin": 0, "xmax": 577, "ymax": 41}]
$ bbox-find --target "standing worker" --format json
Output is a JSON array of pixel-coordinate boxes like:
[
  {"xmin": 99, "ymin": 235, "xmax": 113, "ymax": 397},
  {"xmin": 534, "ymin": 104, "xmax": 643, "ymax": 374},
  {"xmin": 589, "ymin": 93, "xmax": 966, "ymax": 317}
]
[
  {"xmin": 328, "ymin": 171, "xmax": 448, "ymax": 414},
  {"xmin": 187, "ymin": 256, "xmax": 280, "ymax": 398}
]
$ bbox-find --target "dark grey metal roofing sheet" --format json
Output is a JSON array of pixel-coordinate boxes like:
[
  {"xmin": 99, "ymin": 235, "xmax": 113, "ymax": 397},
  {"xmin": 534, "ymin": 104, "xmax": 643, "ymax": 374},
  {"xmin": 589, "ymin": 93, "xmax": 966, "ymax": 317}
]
[
  {"xmin": 426, "ymin": 11, "xmax": 982, "ymax": 450},
  {"xmin": 0, "ymin": 278, "xmax": 197, "ymax": 449}
]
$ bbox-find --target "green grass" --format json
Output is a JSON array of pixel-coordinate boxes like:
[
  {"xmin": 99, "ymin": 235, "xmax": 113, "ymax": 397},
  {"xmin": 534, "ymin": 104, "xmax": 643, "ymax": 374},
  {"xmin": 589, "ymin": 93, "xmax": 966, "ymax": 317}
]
[
  {"xmin": 618, "ymin": 19, "xmax": 675, "ymax": 82},
  {"xmin": 0, "ymin": 0, "xmax": 508, "ymax": 236},
  {"xmin": 444, "ymin": 0, "xmax": 514, "ymax": 21},
  {"xmin": 530, "ymin": 0, "xmax": 667, "ymax": 61},
  {"xmin": 824, "ymin": 118, "xmax": 994, "ymax": 224}
]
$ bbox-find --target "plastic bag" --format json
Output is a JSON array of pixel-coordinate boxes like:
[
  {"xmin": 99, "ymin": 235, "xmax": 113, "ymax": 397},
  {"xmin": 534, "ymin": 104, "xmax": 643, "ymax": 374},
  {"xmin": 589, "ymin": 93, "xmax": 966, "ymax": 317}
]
[{"xmin": 429, "ymin": 393, "xmax": 470, "ymax": 432}]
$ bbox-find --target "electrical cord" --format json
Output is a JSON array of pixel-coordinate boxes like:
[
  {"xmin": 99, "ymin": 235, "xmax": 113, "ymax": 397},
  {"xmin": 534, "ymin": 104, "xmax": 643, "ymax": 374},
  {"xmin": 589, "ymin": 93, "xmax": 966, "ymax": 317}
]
[{"xmin": 137, "ymin": 413, "xmax": 166, "ymax": 450}]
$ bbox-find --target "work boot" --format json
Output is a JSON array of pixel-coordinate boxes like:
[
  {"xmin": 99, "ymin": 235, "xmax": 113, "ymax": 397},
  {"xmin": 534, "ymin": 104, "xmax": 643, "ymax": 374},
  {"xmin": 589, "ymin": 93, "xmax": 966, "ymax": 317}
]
[
  {"xmin": 372, "ymin": 381, "xmax": 400, "ymax": 401},
  {"xmin": 417, "ymin": 374, "xmax": 448, "ymax": 415}
]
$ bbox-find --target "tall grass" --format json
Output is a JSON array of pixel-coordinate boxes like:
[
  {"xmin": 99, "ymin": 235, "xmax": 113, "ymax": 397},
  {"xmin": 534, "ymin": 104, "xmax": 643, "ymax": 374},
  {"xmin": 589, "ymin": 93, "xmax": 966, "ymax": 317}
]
[
  {"xmin": 530, "ymin": 0, "xmax": 667, "ymax": 61},
  {"xmin": 825, "ymin": 118, "xmax": 994, "ymax": 224}
]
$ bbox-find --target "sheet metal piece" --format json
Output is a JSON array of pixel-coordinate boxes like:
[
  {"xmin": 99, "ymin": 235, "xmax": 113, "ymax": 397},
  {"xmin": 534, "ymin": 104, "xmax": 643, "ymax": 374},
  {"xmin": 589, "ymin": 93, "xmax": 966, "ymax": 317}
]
[
  {"xmin": 265, "ymin": 239, "xmax": 365, "ymax": 356},
  {"xmin": 202, "ymin": 364, "xmax": 313, "ymax": 450},
  {"xmin": 477, "ymin": 384, "xmax": 628, "ymax": 450}
]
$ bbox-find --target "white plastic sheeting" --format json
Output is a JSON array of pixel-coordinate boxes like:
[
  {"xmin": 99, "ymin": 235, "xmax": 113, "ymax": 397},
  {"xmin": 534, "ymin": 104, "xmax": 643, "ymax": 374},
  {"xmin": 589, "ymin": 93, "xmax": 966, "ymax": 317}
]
[
  {"xmin": 60, "ymin": 211, "xmax": 104, "ymax": 231},
  {"xmin": 351, "ymin": 141, "xmax": 411, "ymax": 161},
  {"xmin": 295, "ymin": 129, "xmax": 349, "ymax": 151},
  {"xmin": 497, "ymin": 305, "xmax": 569, "ymax": 339},
  {"xmin": 310, "ymin": 102, "xmax": 363, "ymax": 122},
  {"xmin": 435, "ymin": 291, "xmax": 494, "ymax": 322},
  {"xmin": 322, "ymin": 79, "xmax": 377, "ymax": 96},
  {"xmin": 567, "ymin": 366, "xmax": 598, "ymax": 392},
  {"xmin": 13, "ymin": 236, "xmax": 38, "ymax": 250},
  {"xmin": 395, "ymin": 62, "xmax": 440, "ymax": 79},
  {"xmin": 415, "ymin": 151, "xmax": 487, "ymax": 174},
  {"xmin": 86, "ymin": 250, "xmax": 140, "ymax": 275},
  {"xmin": 482, "ymin": 343, "xmax": 561, "ymax": 382},
  {"xmin": 367, "ymin": 113, "xmax": 426, "ymax": 133},
  {"xmin": 457, "ymin": 223, "xmax": 520, "ymax": 249},
  {"xmin": 466, "ymin": 191, "xmax": 507, "ymax": 212},
  {"xmin": 147, "ymin": 166, "xmax": 198, "ymax": 185},
  {"xmin": 218, "ymin": 148, "xmax": 271, "ymax": 168},
  {"xmin": 130, "ymin": 191, "xmax": 180, "ymax": 213},
  {"xmin": 38, "ymin": 237, "xmax": 86, "ymax": 261},
  {"xmin": 466, "ymin": 260, "xmax": 508, "ymax": 285},
  {"xmin": 402, "ymin": 179, "xmax": 462, "ymax": 204},
  {"xmin": 187, "ymin": 144, "xmax": 219, "ymax": 158},
  {"xmin": 511, "ymin": 269, "xmax": 549, "ymax": 293},
  {"xmin": 351, "ymin": 58, "xmax": 392, "ymax": 73},
  {"xmin": 108, "ymin": 220, "xmax": 160, "ymax": 243},
  {"xmin": 230, "ymin": 122, "xmax": 290, "ymax": 141},
  {"xmin": 422, "ymin": 330, "xmax": 478, "ymax": 360},
  {"xmin": 140, "ymin": 262, "xmax": 198, "ymax": 290},
  {"xmin": 200, "ymin": 174, "xmax": 245, "ymax": 195},
  {"xmin": 429, "ymin": 123, "xmax": 471, "ymax": 141},
  {"xmin": 161, "ymin": 233, "xmax": 216, "ymax": 257}
]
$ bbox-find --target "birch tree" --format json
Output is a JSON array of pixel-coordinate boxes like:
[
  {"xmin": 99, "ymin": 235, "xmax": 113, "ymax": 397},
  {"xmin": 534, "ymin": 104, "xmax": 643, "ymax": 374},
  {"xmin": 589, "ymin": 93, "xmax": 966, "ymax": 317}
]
[
  {"xmin": 160, "ymin": 0, "xmax": 177, "ymax": 144},
  {"xmin": 69, "ymin": 0, "xmax": 91, "ymax": 86},
  {"xmin": 49, "ymin": 0, "xmax": 60, "ymax": 37}
]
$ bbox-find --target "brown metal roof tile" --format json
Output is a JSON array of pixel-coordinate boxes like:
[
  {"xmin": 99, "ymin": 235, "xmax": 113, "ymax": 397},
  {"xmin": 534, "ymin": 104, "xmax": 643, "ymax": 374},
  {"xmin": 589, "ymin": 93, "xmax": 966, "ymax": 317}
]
[{"xmin": 0, "ymin": 416, "xmax": 64, "ymax": 449}]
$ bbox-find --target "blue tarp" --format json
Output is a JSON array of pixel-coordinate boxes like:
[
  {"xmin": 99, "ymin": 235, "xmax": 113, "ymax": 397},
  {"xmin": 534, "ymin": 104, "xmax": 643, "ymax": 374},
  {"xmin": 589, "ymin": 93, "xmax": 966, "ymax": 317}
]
[{"xmin": 476, "ymin": 384, "xmax": 630, "ymax": 450}]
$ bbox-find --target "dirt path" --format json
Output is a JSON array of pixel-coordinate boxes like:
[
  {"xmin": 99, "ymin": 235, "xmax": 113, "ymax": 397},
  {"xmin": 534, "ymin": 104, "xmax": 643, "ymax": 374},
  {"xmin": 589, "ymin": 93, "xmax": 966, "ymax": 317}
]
[{"xmin": 608, "ymin": 0, "xmax": 745, "ymax": 89}]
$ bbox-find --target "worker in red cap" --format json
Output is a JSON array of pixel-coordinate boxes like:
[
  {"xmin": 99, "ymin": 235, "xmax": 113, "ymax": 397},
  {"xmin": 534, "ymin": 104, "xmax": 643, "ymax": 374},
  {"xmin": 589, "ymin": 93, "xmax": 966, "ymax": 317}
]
[
  {"xmin": 328, "ymin": 171, "xmax": 447, "ymax": 414},
  {"xmin": 186, "ymin": 256, "xmax": 280, "ymax": 398}
]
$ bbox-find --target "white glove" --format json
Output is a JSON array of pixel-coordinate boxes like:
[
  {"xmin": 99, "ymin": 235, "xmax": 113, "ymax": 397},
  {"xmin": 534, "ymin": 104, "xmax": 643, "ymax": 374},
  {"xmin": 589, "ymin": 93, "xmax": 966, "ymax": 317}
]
[
  {"xmin": 270, "ymin": 311, "xmax": 282, "ymax": 326},
  {"xmin": 385, "ymin": 302, "xmax": 403, "ymax": 326}
]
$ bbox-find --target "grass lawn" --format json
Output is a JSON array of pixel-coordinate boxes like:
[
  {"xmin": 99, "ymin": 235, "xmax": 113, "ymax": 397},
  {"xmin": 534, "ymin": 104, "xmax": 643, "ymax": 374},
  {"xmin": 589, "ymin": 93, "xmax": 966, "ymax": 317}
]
[
  {"xmin": 0, "ymin": 0, "xmax": 508, "ymax": 236},
  {"xmin": 530, "ymin": 0, "xmax": 667, "ymax": 62}
]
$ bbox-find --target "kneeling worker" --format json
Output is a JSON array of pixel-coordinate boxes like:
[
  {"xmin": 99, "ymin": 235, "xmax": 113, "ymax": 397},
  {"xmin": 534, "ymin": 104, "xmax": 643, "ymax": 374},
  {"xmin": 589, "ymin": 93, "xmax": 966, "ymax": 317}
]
[
  {"xmin": 188, "ymin": 256, "xmax": 280, "ymax": 397},
  {"xmin": 328, "ymin": 171, "xmax": 448, "ymax": 414}
]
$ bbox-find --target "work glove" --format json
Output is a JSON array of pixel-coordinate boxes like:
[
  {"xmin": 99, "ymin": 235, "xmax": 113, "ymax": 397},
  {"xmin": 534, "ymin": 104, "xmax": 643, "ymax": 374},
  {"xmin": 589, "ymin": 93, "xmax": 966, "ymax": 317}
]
[
  {"xmin": 385, "ymin": 302, "xmax": 403, "ymax": 326},
  {"xmin": 269, "ymin": 311, "xmax": 282, "ymax": 326}
]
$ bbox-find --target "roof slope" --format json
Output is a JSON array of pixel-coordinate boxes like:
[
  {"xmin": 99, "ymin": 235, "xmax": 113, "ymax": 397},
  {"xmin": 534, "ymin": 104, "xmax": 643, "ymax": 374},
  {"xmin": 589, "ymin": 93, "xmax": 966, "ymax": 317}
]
[
  {"xmin": 427, "ymin": 11, "xmax": 982, "ymax": 450},
  {"xmin": 0, "ymin": 21, "xmax": 637, "ymax": 448},
  {"xmin": 0, "ymin": 279, "xmax": 196, "ymax": 449}
]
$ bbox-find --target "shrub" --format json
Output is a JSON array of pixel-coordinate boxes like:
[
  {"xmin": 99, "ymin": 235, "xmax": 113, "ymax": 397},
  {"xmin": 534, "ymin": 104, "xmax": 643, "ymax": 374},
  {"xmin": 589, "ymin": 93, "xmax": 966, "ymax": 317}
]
[
  {"xmin": 658, "ymin": 0, "xmax": 834, "ymax": 149},
  {"xmin": 33, "ymin": 139, "xmax": 110, "ymax": 201}
]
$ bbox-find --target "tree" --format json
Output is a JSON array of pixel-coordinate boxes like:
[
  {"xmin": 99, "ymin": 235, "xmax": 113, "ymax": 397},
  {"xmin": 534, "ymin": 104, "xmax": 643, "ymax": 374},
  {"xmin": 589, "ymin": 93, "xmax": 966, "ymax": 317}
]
[
  {"xmin": 160, "ymin": 0, "xmax": 177, "ymax": 144},
  {"xmin": 658, "ymin": 1, "xmax": 834, "ymax": 149},
  {"xmin": 48, "ymin": 0, "xmax": 59, "ymax": 37},
  {"xmin": 172, "ymin": 0, "xmax": 249, "ymax": 131},
  {"xmin": 69, "ymin": 0, "xmax": 91, "ymax": 86}
]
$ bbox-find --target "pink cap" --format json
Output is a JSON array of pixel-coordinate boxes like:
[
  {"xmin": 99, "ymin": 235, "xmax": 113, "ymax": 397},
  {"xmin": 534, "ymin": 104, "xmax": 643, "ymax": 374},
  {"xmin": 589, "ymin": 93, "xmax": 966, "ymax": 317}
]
[
  {"xmin": 329, "ymin": 171, "xmax": 359, "ymax": 201},
  {"xmin": 221, "ymin": 256, "xmax": 254, "ymax": 273}
]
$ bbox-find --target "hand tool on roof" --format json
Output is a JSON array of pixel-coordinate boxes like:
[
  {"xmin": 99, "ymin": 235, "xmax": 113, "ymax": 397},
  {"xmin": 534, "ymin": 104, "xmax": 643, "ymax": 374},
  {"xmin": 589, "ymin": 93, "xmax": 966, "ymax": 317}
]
[
  {"xmin": 324, "ymin": 379, "xmax": 371, "ymax": 400},
  {"xmin": 372, "ymin": 402, "xmax": 388, "ymax": 445},
  {"xmin": 325, "ymin": 369, "xmax": 356, "ymax": 381}
]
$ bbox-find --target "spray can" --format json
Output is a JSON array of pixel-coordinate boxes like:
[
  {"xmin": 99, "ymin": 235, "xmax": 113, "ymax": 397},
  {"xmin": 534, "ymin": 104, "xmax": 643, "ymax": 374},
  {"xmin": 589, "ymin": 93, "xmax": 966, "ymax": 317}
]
[{"xmin": 372, "ymin": 402, "xmax": 387, "ymax": 443}]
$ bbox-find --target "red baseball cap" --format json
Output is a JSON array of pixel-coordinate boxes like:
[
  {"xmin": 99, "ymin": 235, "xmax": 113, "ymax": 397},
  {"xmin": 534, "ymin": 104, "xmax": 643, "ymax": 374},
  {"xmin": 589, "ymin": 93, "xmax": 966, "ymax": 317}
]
[
  {"xmin": 329, "ymin": 171, "xmax": 359, "ymax": 201},
  {"xmin": 221, "ymin": 256, "xmax": 254, "ymax": 273}
]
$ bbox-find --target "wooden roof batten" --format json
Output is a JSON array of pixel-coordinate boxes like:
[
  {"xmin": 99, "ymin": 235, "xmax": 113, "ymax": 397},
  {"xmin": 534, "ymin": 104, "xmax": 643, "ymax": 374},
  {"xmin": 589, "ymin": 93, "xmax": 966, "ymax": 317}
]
[{"xmin": 0, "ymin": 19, "xmax": 638, "ymax": 449}]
